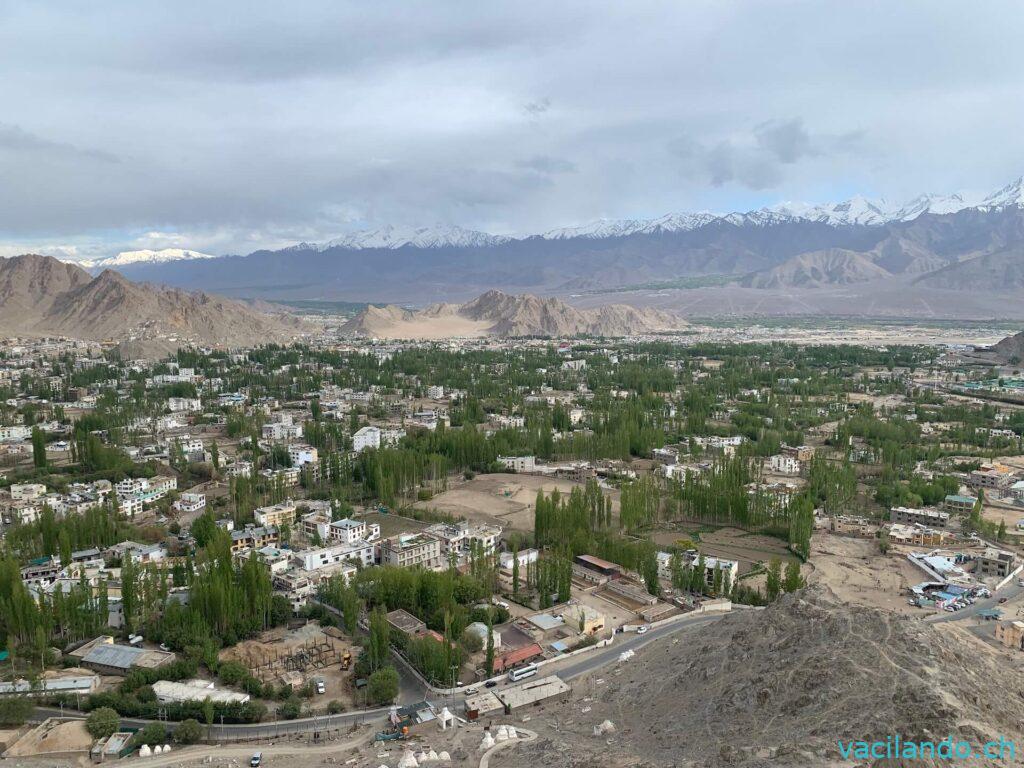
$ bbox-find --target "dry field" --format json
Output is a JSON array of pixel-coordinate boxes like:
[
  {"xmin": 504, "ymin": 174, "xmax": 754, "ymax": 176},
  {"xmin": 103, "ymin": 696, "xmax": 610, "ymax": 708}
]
[
  {"xmin": 807, "ymin": 532, "xmax": 924, "ymax": 615},
  {"xmin": 413, "ymin": 473, "xmax": 621, "ymax": 535},
  {"xmin": 649, "ymin": 525, "xmax": 797, "ymax": 574}
]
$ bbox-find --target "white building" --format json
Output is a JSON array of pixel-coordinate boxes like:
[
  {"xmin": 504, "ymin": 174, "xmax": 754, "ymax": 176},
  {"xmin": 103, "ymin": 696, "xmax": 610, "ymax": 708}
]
[
  {"xmin": 768, "ymin": 455, "xmax": 801, "ymax": 475},
  {"xmin": 288, "ymin": 444, "xmax": 319, "ymax": 466},
  {"xmin": 291, "ymin": 540, "xmax": 374, "ymax": 570},
  {"xmin": 0, "ymin": 425, "xmax": 31, "ymax": 442},
  {"xmin": 499, "ymin": 548, "xmax": 539, "ymax": 571},
  {"xmin": 498, "ymin": 455, "xmax": 535, "ymax": 473},
  {"xmin": 173, "ymin": 492, "xmax": 206, "ymax": 514},
  {"xmin": 11, "ymin": 483, "xmax": 46, "ymax": 501},
  {"xmin": 167, "ymin": 397, "xmax": 202, "ymax": 413},
  {"xmin": 353, "ymin": 426, "xmax": 381, "ymax": 453}
]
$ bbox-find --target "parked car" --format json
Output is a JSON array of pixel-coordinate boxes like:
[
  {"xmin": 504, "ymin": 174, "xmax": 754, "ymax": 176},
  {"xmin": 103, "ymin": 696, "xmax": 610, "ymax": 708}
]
[
  {"xmin": 250, "ymin": 753, "xmax": 263, "ymax": 768},
  {"xmin": 315, "ymin": 680, "xmax": 326, "ymax": 694},
  {"xmin": 484, "ymin": 680, "xmax": 498, "ymax": 688}
]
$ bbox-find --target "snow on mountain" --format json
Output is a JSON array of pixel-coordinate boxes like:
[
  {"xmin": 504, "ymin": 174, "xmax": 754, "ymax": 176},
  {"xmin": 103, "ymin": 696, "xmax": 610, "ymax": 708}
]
[
  {"xmin": 978, "ymin": 176, "xmax": 1024, "ymax": 210},
  {"xmin": 890, "ymin": 192, "xmax": 977, "ymax": 220},
  {"xmin": 318, "ymin": 224, "xmax": 512, "ymax": 250},
  {"xmin": 542, "ymin": 212, "xmax": 719, "ymax": 240},
  {"xmin": 80, "ymin": 248, "xmax": 218, "ymax": 269}
]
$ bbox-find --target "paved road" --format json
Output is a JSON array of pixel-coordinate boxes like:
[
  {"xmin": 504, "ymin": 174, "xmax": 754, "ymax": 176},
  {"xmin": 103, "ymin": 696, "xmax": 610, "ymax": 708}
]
[
  {"xmin": 33, "ymin": 704, "xmax": 389, "ymax": 741},
  {"xmin": 548, "ymin": 613, "xmax": 726, "ymax": 681}
]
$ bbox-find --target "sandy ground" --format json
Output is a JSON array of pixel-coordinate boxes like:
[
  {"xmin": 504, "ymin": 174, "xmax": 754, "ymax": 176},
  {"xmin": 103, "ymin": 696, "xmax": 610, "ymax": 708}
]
[
  {"xmin": 364, "ymin": 315, "xmax": 492, "ymax": 340},
  {"xmin": 4, "ymin": 719, "xmax": 92, "ymax": 757},
  {"xmin": 414, "ymin": 474, "xmax": 621, "ymax": 535},
  {"xmin": 807, "ymin": 532, "xmax": 924, "ymax": 615}
]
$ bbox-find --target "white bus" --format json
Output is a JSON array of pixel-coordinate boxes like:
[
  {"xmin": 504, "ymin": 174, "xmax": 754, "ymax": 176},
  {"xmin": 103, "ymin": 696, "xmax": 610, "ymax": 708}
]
[{"xmin": 507, "ymin": 663, "xmax": 538, "ymax": 682}]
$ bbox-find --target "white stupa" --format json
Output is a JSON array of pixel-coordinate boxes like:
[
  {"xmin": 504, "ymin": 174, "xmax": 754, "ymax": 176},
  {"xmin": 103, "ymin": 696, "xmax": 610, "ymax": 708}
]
[{"xmin": 139, "ymin": 745, "xmax": 152, "ymax": 757}]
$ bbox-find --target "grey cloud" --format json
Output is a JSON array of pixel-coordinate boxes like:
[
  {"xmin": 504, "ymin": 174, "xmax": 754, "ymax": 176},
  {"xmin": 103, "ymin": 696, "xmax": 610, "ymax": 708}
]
[
  {"xmin": 0, "ymin": 1, "xmax": 1022, "ymax": 254},
  {"xmin": 754, "ymin": 118, "xmax": 814, "ymax": 164},
  {"xmin": 705, "ymin": 140, "xmax": 783, "ymax": 189},
  {"xmin": 0, "ymin": 124, "xmax": 119, "ymax": 164},
  {"xmin": 523, "ymin": 98, "xmax": 551, "ymax": 117},
  {"xmin": 668, "ymin": 118, "xmax": 867, "ymax": 191}
]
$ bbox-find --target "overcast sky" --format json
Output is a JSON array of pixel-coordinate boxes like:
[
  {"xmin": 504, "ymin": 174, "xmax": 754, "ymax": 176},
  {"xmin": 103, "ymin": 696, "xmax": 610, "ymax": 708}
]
[{"xmin": 2, "ymin": 1, "xmax": 1023, "ymax": 260}]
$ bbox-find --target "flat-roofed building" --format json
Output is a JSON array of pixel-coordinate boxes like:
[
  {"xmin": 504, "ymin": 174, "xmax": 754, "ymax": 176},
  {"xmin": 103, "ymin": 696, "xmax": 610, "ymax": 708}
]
[
  {"xmin": 254, "ymin": 501, "xmax": 297, "ymax": 527},
  {"xmin": 380, "ymin": 533, "xmax": 442, "ymax": 569},
  {"xmin": 890, "ymin": 506, "xmax": 950, "ymax": 529},
  {"xmin": 386, "ymin": 608, "xmax": 427, "ymax": 637},
  {"xmin": 976, "ymin": 547, "xmax": 1017, "ymax": 579},
  {"xmin": 944, "ymin": 494, "xmax": 978, "ymax": 514},
  {"xmin": 996, "ymin": 620, "xmax": 1024, "ymax": 650}
]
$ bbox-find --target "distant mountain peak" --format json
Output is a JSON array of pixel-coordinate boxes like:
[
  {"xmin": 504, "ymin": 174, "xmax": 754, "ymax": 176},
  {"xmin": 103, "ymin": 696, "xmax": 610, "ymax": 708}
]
[
  {"xmin": 980, "ymin": 176, "xmax": 1024, "ymax": 209},
  {"xmin": 80, "ymin": 248, "xmax": 217, "ymax": 269}
]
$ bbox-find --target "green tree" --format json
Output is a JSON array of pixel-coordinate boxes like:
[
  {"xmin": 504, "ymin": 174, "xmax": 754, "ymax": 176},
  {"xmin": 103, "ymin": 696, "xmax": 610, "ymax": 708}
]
[
  {"xmin": 484, "ymin": 613, "xmax": 495, "ymax": 678},
  {"xmin": 0, "ymin": 697, "xmax": 32, "ymax": 726},
  {"xmin": 86, "ymin": 707, "xmax": 120, "ymax": 739},
  {"xmin": 766, "ymin": 559, "xmax": 783, "ymax": 601},
  {"xmin": 31, "ymin": 426, "xmax": 47, "ymax": 469},
  {"xmin": 367, "ymin": 666, "xmax": 400, "ymax": 705},
  {"xmin": 367, "ymin": 607, "xmax": 391, "ymax": 673},
  {"xmin": 783, "ymin": 560, "xmax": 804, "ymax": 593}
]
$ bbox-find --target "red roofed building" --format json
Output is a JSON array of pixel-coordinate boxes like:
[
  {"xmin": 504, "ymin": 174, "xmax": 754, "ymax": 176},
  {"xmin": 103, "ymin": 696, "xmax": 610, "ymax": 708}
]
[{"xmin": 493, "ymin": 642, "xmax": 543, "ymax": 673}]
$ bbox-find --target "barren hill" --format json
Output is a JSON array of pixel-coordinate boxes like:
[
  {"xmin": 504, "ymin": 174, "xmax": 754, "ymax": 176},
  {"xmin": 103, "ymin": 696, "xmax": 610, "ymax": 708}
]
[
  {"xmin": 0, "ymin": 254, "xmax": 306, "ymax": 354},
  {"xmin": 509, "ymin": 587, "xmax": 1024, "ymax": 768},
  {"xmin": 742, "ymin": 248, "xmax": 893, "ymax": 288},
  {"xmin": 340, "ymin": 290, "xmax": 682, "ymax": 339}
]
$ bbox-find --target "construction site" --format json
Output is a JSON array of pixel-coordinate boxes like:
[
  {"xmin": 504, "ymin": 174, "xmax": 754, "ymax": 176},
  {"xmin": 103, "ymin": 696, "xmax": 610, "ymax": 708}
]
[{"xmin": 219, "ymin": 621, "xmax": 357, "ymax": 702}]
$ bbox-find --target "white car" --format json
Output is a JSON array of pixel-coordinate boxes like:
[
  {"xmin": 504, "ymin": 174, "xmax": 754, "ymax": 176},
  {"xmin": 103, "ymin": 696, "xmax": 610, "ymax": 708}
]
[
  {"xmin": 315, "ymin": 681, "xmax": 326, "ymax": 694},
  {"xmin": 636, "ymin": 625, "xmax": 649, "ymax": 635}
]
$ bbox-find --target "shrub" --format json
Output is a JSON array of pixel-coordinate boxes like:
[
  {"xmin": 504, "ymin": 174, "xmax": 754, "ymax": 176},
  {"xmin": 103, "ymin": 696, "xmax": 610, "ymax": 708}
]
[
  {"xmin": 326, "ymin": 700, "xmax": 345, "ymax": 715},
  {"xmin": 278, "ymin": 698, "xmax": 302, "ymax": 720},
  {"xmin": 132, "ymin": 722, "xmax": 168, "ymax": 747},
  {"xmin": 217, "ymin": 661, "xmax": 248, "ymax": 686},
  {"xmin": 174, "ymin": 718, "xmax": 203, "ymax": 744}
]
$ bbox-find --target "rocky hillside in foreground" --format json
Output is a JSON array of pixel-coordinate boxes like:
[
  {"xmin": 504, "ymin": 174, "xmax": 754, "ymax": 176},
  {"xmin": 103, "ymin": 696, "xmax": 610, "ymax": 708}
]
[
  {"xmin": 509, "ymin": 587, "xmax": 1024, "ymax": 768},
  {"xmin": 0, "ymin": 254, "xmax": 307, "ymax": 354},
  {"xmin": 340, "ymin": 290, "xmax": 683, "ymax": 338}
]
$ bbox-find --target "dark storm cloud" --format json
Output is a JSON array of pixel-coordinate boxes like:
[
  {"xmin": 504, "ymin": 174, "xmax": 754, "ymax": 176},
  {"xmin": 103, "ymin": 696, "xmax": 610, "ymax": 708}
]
[{"xmin": 0, "ymin": 1, "xmax": 1022, "ymax": 256}]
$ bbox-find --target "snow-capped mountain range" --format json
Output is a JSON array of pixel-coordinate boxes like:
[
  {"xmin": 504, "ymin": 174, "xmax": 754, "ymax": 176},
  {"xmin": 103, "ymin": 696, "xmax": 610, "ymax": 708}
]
[{"xmin": 81, "ymin": 177, "xmax": 1024, "ymax": 266}]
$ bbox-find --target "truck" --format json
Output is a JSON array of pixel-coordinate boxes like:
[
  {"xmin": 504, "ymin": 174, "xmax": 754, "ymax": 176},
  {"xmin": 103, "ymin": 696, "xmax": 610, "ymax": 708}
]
[{"xmin": 621, "ymin": 624, "xmax": 644, "ymax": 633}]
